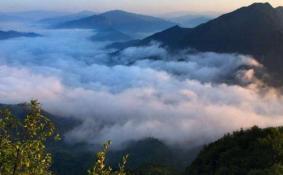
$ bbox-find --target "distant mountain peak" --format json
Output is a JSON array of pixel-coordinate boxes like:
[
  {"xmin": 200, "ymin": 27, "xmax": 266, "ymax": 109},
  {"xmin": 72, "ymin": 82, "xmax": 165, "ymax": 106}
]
[
  {"xmin": 242, "ymin": 2, "xmax": 274, "ymax": 13},
  {"xmin": 0, "ymin": 30, "xmax": 41, "ymax": 40},
  {"xmin": 56, "ymin": 10, "xmax": 176, "ymax": 38},
  {"xmin": 102, "ymin": 10, "xmax": 129, "ymax": 14},
  {"xmin": 249, "ymin": 2, "xmax": 272, "ymax": 8},
  {"xmin": 133, "ymin": 2, "xmax": 283, "ymax": 82},
  {"xmin": 171, "ymin": 25, "xmax": 182, "ymax": 29}
]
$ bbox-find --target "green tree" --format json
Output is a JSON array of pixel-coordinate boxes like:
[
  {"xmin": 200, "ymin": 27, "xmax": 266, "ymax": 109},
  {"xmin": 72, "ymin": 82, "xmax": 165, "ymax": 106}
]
[
  {"xmin": 0, "ymin": 100, "xmax": 59, "ymax": 175},
  {"xmin": 187, "ymin": 126, "xmax": 283, "ymax": 175},
  {"xmin": 88, "ymin": 141, "xmax": 128, "ymax": 175}
]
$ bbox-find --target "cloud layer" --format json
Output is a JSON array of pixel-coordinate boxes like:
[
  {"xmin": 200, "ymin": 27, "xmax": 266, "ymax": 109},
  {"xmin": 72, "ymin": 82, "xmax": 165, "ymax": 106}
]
[{"xmin": 0, "ymin": 29, "xmax": 283, "ymax": 149}]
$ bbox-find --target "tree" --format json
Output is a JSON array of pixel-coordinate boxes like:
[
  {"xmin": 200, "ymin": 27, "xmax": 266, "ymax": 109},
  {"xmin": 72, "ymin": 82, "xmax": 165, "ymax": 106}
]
[
  {"xmin": 88, "ymin": 141, "xmax": 128, "ymax": 175},
  {"xmin": 0, "ymin": 100, "xmax": 60, "ymax": 175},
  {"xmin": 0, "ymin": 100, "xmax": 129, "ymax": 175},
  {"xmin": 187, "ymin": 126, "xmax": 283, "ymax": 175}
]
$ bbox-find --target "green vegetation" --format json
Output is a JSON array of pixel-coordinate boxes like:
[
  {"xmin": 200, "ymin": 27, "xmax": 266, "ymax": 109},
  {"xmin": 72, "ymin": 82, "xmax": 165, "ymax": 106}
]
[
  {"xmin": 2, "ymin": 101, "xmax": 283, "ymax": 175},
  {"xmin": 88, "ymin": 141, "xmax": 128, "ymax": 175},
  {"xmin": 0, "ymin": 100, "xmax": 59, "ymax": 175},
  {"xmin": 0, "ymin": 101, "xmax": 128, "ymax": 175},
  {"xmin": 187, "ymin": 126, "xmax": 283, "ymax": 175}
]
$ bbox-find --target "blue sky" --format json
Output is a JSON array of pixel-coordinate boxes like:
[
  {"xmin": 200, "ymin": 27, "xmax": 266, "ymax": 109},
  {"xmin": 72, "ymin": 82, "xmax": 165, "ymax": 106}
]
[{"xmin": 1, "ymin": 0, "xmax": 283, "ymax": 14}]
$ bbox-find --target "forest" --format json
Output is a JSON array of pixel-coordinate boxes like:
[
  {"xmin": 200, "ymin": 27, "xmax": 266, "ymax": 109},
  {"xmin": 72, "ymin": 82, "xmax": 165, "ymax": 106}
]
[{"xmin": 1, "ymin": 101, "xmax": 283, "ymax": 175}]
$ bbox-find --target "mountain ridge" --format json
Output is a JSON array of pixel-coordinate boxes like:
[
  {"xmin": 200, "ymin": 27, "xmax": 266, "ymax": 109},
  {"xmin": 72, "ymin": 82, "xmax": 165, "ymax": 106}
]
[
  {"xmin": 122, "ymin": 2, "xmax": 283, "ymax": 83},
  {"xmin": 0, "ymin": 30, "xmax": 41, "ymax": 40},
  {"xmin": 55, "ymin": 10, "xmax": 176, "ymax": 38}
]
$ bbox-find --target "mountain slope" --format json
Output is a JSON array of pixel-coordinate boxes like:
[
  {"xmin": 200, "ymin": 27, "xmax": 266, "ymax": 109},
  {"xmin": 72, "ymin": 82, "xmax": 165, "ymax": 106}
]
[
  {"xmin": 100, "ymin": 10, "xmax": 176, "ymax": 33},
  {"xmin": 90, "ymin": 27, "xmax": 132, "ymax": 42},
  {"xmin": 0, "ymin": 30, "xmax": 40, "ymax": 40},
  {"xmin": 169, "ymin": 15, "xmax": 212, "ymax": 28},
  {"xmin": 276, "ymin": 6, "xmax": 283, "ymax": 16},
  {"xmin": 140, "ymin": 3, "xmax": 283, "ymax": 80},
  {"xmin": 39, "ymin": 11, "xmax": 96, "ymax": 26},
  {"xmin": 0, "ymin": 103, "xmax": 79, "ymax": 133},
  {"xmin": 0, "ymin": 103, "xmax": 200, "ymax": 175},
  {"xmin": 56, "ymin": 15, "xmax": 110, "ymax": 29},
  {"xmin": 56, "ymin": 10, "xmax": 176, "ymax": 38},
  {"xmin": 187, "ymin": 126, "xmax": 283, "ymax": 175}
]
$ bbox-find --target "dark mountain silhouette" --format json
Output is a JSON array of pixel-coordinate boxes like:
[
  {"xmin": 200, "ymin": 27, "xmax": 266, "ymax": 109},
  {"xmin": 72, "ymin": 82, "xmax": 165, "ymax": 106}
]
[
  {"xmin": 51, "ymin": 137, "xmax": 201, "ymax": 175},
  {"xmin": 56, "ymin": 10, "xmax": 176, "ymax": 38},
  {"xmin": 0, "ymin": 103, "xmax": 79, "ymax": 133},
  {"xmin": 187, "ymin": 126, "xmax": 283, "ymax": 175},
  {"xmin": 0, "ymin": 30, "xmax": 40, "ymax": 40},
  {"xmin": 276, "ymin": 6, "xmax": 283, "ymax": 16},
  {"xmin": 169, "ymin": 15, "xmax": 212, "ymax": 28},
  {"xmin": 128, "ymin": 3, "xmax": 283, "ymax": 82},
  {"xmin": 0, "ymin": 103, "xmax": 201, "ymax": 175}
]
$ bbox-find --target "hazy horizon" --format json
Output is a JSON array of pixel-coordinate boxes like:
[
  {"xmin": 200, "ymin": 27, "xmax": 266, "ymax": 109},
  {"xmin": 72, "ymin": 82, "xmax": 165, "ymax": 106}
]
[
  {"xmin": 1, "ymin": 0, "xmax": 283, "ymax": 16},
  {"xmin": 1, "ymin": 0, "xmax": 283, "ymax": 174}
]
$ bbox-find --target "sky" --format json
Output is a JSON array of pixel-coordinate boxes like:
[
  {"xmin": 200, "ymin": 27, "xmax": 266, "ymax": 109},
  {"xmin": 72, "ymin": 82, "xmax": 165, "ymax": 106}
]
[{"xmin": 1, "ymin": 0, "xmax": 283, "ymax": 15}]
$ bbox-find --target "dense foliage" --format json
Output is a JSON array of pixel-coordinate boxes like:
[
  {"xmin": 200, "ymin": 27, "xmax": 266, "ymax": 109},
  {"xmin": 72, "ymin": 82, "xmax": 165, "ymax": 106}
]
[
  {"xmin": 187, "ymin": 126, "xmax": 283, "ymax": 175},
  {"xmin": 50, "ymin": 137, "xmax": 198, "ymax": 175},
  {"xmin": 0, "ymin": 101, "xmax": 128, "ymax": 175},
  {"xmin": 0, "ymin": 100, "xmax": 59, "ymax": 175},
  {"xmin": 88, "ymin": 141, "xmax": 128, "ymax": 175},
  {"xmin": 3, "ymin": 101, "xmax": 283, "ymax": 175}
]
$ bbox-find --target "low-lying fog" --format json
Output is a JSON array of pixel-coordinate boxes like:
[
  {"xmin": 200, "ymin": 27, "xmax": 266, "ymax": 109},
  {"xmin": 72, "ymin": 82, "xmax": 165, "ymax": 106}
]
[{"xmin": 1, "ymin": 21, "xmax": 283, "ymax": 149}]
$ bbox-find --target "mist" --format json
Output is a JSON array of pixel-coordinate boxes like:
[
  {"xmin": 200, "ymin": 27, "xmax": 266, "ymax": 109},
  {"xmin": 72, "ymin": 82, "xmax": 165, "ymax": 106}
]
[{"xmin": 1, "ymin": 27, "xmax": 283, "ymax": 149}]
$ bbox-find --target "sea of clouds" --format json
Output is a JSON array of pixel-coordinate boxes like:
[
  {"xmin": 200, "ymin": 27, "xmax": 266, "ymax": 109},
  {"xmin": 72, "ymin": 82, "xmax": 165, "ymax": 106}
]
[{"xmin": 0, "ymin": 27, "xmax": 283, "ymax": 149}]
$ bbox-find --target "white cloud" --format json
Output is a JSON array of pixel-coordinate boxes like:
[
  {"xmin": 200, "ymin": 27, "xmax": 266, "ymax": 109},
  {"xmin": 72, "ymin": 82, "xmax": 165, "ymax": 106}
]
[{"xmin": 0, "ymin": 29, "xmax": 282, "ymax": 149}]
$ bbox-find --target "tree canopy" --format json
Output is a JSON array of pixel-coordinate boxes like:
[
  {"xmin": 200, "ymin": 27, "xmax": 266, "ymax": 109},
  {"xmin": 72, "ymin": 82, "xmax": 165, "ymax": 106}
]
[
  {"xmin": 0, "ymin": 101, "xmax": 128, "ymax": 175},
  {"xmin": 187, "ymin": 126, "xmax": 283, "ymax": 175},
  {"xmin": 0, "ymin": 100, "xmax": 59, "ymax": 175}
]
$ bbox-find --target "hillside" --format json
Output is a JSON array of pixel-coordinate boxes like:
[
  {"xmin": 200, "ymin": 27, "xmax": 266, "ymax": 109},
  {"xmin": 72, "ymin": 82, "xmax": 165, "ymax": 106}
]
[
  {"xmin": 137, "ymin": 3, "xmax": 283, "ymax": 82},
  {"xmin": 3, "ymin": 103, "xmax": 283, "ymax": 175},
  {"xmin": 168, "ymin": 15, "xmax": 212, "ymax": 28},
  {"xmin": 0, "ymin": 103, "xmax": 200, "ymax": 175},
  {"xmin": 187, "ymin": 126, "xmax": 283, "ymax": 175},
  {"xmin": 99, "ymin": 10, "xmax": 176, "ymax": 33},
  {"xmin": 38, "ymin": 11, "xmax": 96, "ymax": 26},
  {"xmin": 56, "ymin": 10, "xmax": 176, "ymax": 38},
  {"xmin": 0, "ymin": 30, "xmax": 40, "ymax": 40}
]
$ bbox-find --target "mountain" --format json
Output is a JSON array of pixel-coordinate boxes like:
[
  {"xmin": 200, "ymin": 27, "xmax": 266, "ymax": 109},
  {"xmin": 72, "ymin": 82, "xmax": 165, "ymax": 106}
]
[
  {"xmin": 0, "ymin": 12, "xmax": 23, "ymax": 22},
  {"xmin": 90, "ymin": 27, "xmax": 132, "ymax": 42},
  {"xmin": 276, "ymin": 6, "xmax": 283, "ymax": 16},
  {"xmin": 0, "ymin": 30, "xmax": 41, "ymax": 40},
  {"xmin": 169, "ymin": 15, "xmax": 212, "ymax": 28},
  {"xmin": 99, "ymin": 10, "xmax": 176, "ymax": 34},
  {"xmin": 55, "ymin": 14, "xmax": 130, "ymax": 42},
  {"xmin": 0, "ymin": 103, "xmax": 79, "ymax": 133},
  {"xmin": 56, "ymin": 15, "xmax": 109, "ymax": 29},
  {"xmin": 51, "ymin": 137, "xmax": 201, "ymax": 175},
  {"xmin": 0, "ymin": 11, "xmax": 70, "ymax": 22},
  {"xmin": 187, "ymin": 126, "xmax": 283, "ymax": 175},
  {"xmin": 38, "ymin": 11, "xmax": 96, "ymax": 26},
  {"xmin": 0, "ymin": 103, "xmax": 201, "ymax": 175},
  {"xmin": 56, "ymin": 10, "xmax": 176, "ymax": 38},
  {"xmin": 130, "ymin": 3, "xmax": 283, "ymax": 83}
]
